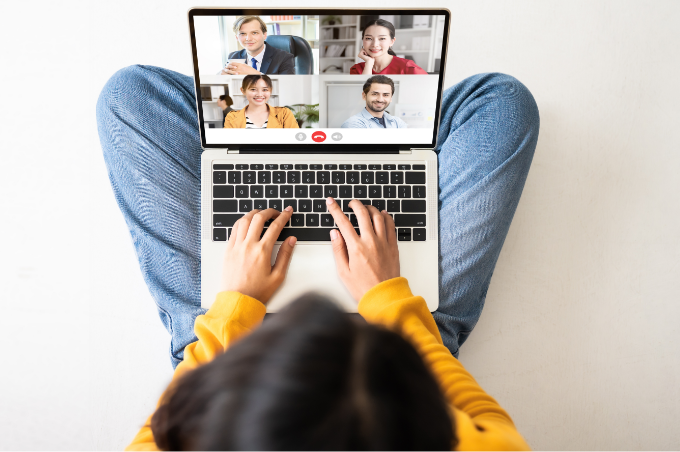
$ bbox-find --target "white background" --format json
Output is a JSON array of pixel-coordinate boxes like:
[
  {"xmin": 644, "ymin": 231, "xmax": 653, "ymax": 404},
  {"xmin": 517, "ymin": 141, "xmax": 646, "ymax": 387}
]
[{"xmin": 1, "ymin": 0, "xmax": 679, "ymax": 450}]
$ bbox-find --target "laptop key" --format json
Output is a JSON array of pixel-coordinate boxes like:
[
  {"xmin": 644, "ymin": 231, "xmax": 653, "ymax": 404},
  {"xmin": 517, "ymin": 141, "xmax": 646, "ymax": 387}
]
[
  {"xmin": 321, "ymin": 214, "xmax": 334, "ymax": 227},
  {"xmin": 299, "ymin": 199, "xmax": 312, "ymax": 212},
  {"xmin": 310, "ymin": 164, "xmax": 323, "ymax": 170},
  {"xmin": 347, "ymin": 172, "xmax": 360, "ymax": 184},
  {"xmin": 339, "ymin": 164, "xmax": 352, "ymax": 170},
  {"xmin": 213, "ymin": 164, "xmax": 234, "ymax": 170},
  {"xmin": 383, "ymin": 164, "xmax": 396, "ymax": 170},
  {"xmin": 317, "ymin": 171, "xmax": 331, "ymax": 184},
  {"xmin": 239, "ymin": 200, "xmax": 253, "ymax": 212},
  {"xmin": 324, "ymin": 164, "xmax": 337, "ymax": 170},
  {"xmin": 398, "ymin": 164, "xmax": 411, "ymax": 170},
  {"xmin": 295, "ymin": 164, "xmax": 308, "ymax": 170},
  {"xmin": 275, "ymin": 227, "xmax": 333, "ymax": 241},
  {"xmin": 342, "ymin": 200, "xmax": 353, "ymax": 212},
  {"xmin": 387, "ymin": 200, "xmax": 400, "ymax": 212},
  {"xmin": 283, "ymin": 199, "xmax": 297, "ymax": 211},
  {"xmin": 302, "ymin": 171, "xmax": 315, "ymax": 184},
  {"xmin": 291, "ymin": 214, "xmax": 305, "ymax": 226},
  {"xmin": 405, "ymin": 172, "xmax": 426, "ymax": 184},
  {"xmin": 280, "ymin": 164, "xmax": 293, "ymax": 170},
  {"xmin": 395, "ymin": 214, "xmax": 426, "ymax": 227},
  {"xmin": 413, "ymin": 186, "xmax": 426, "ymax": 198},
  {"xmin": 273, "ymin": 171, "xmax": 286, "ymax": 184},
  {"xmin": 398, "ymin": 186, "xmax": 411, "ymax": 198},
  {"xmin": 258, "ymin": 171, "xmax": 271, "ymax": 184},
  {"xmin": 254, "ymin": 199, "xmax": 267, "ymax": 210},
  {"xmin": 383, "ymin": 186, "xmax": 397, "ymax": 198},
  {"xmin": 354, "ymin": 164, "xmax": 367, "ymax": 170},
  {"xmin": 390, "ymin": 172, "xmax": 404, "ymax": 184},
  {"xmin": 280, "ymin": 185, "xmax": 294, "ymax": 198},
  {"xmin": 361, "ymin": 172, "xmax": 374, "ymax": 184},
  {"xmin": 213, "ymin": 185, "xmax": 234, "ymax": 198},
  {"xmin": 413, "ymin": 164, "xmax": 426, "ymax": 170},
  {"xmin": 332, "ymin": 171, "xmax": 345, "ymax": 184},
  {"xmin": 349, "ymin": 214, "xmax": 359, "ymax": 227},
  {"xmin": 250, "ymin": 164, "xmax": 264, "ymax": 170},
  {"xmin": 371, "ymin": 199, "xmax": 386, "ymax": 211},
  {"xmin": 306, "ymin": 214, "xmax": 320, "ymax": 227},
  {"xmin": 269, "ymin": 199, "xmax": 282, "ymax": 211},
  {"xmin": 265, "ymin": 164, "xmax": 278, "ymax": 170},
  {"xmin": 213, "ymin": 200, "xmax": 238, "ymax": 212},
  {"xmin": 243, "ymin": 171, "xmax": 256, "ymax": 184},
  {"xmin": 413, "ymin": 228, "xmax": 426, "ymax": 241},
  {"xmin": 214, "ymin": 213, "xmax": 244, "ymax": 227},
  {"xmin": 310, "ymin": 185, "xmax": 323, "ymax": 198},
  {"xmin": 354, "ymin": 185, "xmax": 367, "ymax": 198},
  {"xmin": 313, "ymin": 200, "xmax": 327, "ymax": 212},
  {"xmin": 369, "ymin": 164, "xmax": 381, "ymax": 170},
  {"xmin": 235, "ymin": 164, "xmax": 248, "ymax": 170},
  {"xmin": 369, "ymin": 186, "xmax": 382, "ymax": 198},
  {"xmin": 213, "ymin": 171, "xmax": 226, "ymax": 184},
  {"xmin": 339, "ymin": 186, "xmax": 352, "ymax": 198},
  {"xmin": 265, "ymin": 185, "xmax": 278, "ymax": 198},
  {"xmin": 376, "ymin": 171, "xmax": 389, "ymax": 184},
  {"xmin": 398, "ymin": 228, "xmax": 412, "ymax": 241},
  {"xmin": 227, "ymin": 171, "xmax": 241, "ymax": 184},
  {"xmin": 324, "ymin": 185, "xmax": 338, "ymax": 198},
  {"xmin": 295, "ymin": 185, "xmax": 308, "ymax": 198},
  {"xmin": 287, "ymin": 171, "xmax": 300, "ymax": 184},
  {"xmin": 235, "ymin": 186, "xmax": 249, "ymax": 198},
  {"xmin": 250, "ymin": 185, "xmax": 264, "ymax": 198},
  {"xmin": 213, "ymin": 228, "xmax": 227, "ymax": 241},
  {"xmin": 402, "ymin": 200, "xmax": 426, "ymax": 213}
]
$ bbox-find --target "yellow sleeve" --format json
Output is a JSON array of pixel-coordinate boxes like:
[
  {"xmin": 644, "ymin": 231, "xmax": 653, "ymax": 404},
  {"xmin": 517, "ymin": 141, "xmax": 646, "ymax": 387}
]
[
  {"xmin": 358, "ymin": 277, "xmax": 531, "ymax": 451},
  {"xmin": 126, "ymin": 292, "xmax": 266, "ymax": 451}
]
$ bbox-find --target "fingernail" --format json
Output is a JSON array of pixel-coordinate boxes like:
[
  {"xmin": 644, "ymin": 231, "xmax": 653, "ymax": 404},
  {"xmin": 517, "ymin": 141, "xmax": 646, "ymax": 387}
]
[
  {"xmin": 289, "ymin": 236, "xmax": 297, "ymax": 246},
  {"xmin": 285, "ymin": 206, "xmax": 293, "ymax": 212},
  {"xmin": 326, "ymin": 197, "xmax": 333, "ymax": 205},
  {"xmin": 330, "ymin": 229, "xmax": 338, "ymax": 240}
]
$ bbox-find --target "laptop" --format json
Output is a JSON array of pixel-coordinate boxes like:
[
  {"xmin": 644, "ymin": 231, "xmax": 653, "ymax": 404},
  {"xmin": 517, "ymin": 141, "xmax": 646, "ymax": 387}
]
[{"xmin": 189, "ymin": 8, "xmax": 450, "ymax": 312}]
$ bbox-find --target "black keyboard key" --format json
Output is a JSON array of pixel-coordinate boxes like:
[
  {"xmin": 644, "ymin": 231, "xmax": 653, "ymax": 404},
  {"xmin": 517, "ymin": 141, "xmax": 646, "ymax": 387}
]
[
  {"xmin": 235, "ymin": 185, "xmax": 249, "ymax": 198},
  {"xmin": 273, "ymin": 171, "xmax": 286, "ymax": 184},
  {"xmin": 321, "ymin": 214, "xmax": 334, "ymax": 227},
  {"xmin": 253, "ymin": 199, "xmax": 267, "ymax": 210},
  {"xmin": 413, "ymin": 228, "xmax": 426, "ymax": 241},
  {"xmin": 250, "ymin": 164, "xmax": 264, "ymax": 170},
  {"xmin": 287, "ymin": 171, "xmax": 300, "ymax": 184},
  {"xmin": 213, "ymin": 164, "xmax": 234, "ymax": 170},
  {"xmin": 398, "ymin": 186, "xmax": 411, "ymax": 198},
  {"xmin": 332, "ymin": 171, "xmax": 345, "ymax": 184},
  {"xmin": 239, "ymin": 200, "xmax": 253, "ymax": 212},
  {"xmin": 369, "ymin": 186, "xmax": 382, "ymax": 198},
  {"xmin": 406, "ymin": 172, "xmax": 426, "ymax": 184},
  {"xmin": 250, "ymin": 185, "xmax": 264, "ymax": 198},
  {"xmin": 228, "ymin": 171, "xmax": 241, "ymax": 184},
  {"xmin": 342, "ymin": 200, "xmax": 353, "ymax": 212},
  {"xmin": 283, "ymin": 199, "xmax": 297, "ymax": 211},
  {"xmin": 295, "ymin": 164, "xmax": 308, "ymax": 170},
  {"xmin": 213, "ymin": 228, "xmax": 227, "ymax": 241},
  {"xmin": 371, "ymin": 200, "xmax": 386, "ymax": 211},
  {"xmin": 390, "ymin": 172, "xmax": 404, "ymax": 184},
  {"xmin": 324, "ymin": 185, "xmax": 338, "ymax": 198},
  {"xmin": 306, "ymin": 214, "xmax": 320, "ymax": 227},
  {"xmin": 324, "ymin": 164, "xmax": 337, "ymax": 170},
  {"xmin": 281, "ymin": 185, "xmax": 294, "ymax": 198},
  {"xmin": 383, "ymin": 164, "xmax": 396, "ymax": 170},
  {"xmin": 275, "ymin": 228, "xmax": 333, "ymax": 241},
  {"xmin": 369, "ymin": 164, "xmax": 381, "ymax": 170},
  {"xmin": 310, "ymin": 164, "xmax": 323, "ymax": 170},
  {"xmin": 235, "ymin": 164, "xmax": 249, "ymax": 170},
  {"xmin": 299, "ymin": 199, "xmax": 312, "ymax": 212},
  {"xmin": 354, "ymin": 186, "xmax": 367, "ymax": 198},
  {"xmin": 387, "ymin": 200, "xmax": 400, "ymax": 212},
  {"xmin": 258, "ymin": 171, "xmax": 271, "ymax": 184},
  {"xmin": 360, "ymin": 199, "xmax": 371, "ymax": 206},
  {"xmin": 213, "ymin": 200, "xmax": 238, "ymax": 212},
  {"xmin": 354, "ymin": 164, "xmax": 367, "ymax": 170},
  {"xmin": 317, "ymin": 171, "xmax": 331, "ymax": 184},
  {"xmin": 339, "ymin": 164, "xmax": 352, "ymax": 170},
  {"xmin": 281, "ymin": 164, "xmax": 293, "ymax": 170},
  {"xmin": 309, "ymin": 185, "xmax": 323, "ymax": 198},
  {"xmin": 265, "ymin": 185, "xmax": 278, "ymax": 198},
  {"xmin": 413, "ymin": 186, "xmax": 426, "ymax": 198},
  {"xmin": 269, "ymin": 199, "xmax": 282, "ymax": 211},
  {"xmin": 402, "ymin": 200, "xmax": 426, "ymax": 212},
  {"xmin": 383, "ymin": 186, "xmax": 397, "ymax": 198},
  {"xmin": 347, "ymin": 172, "xmax": 360, "ymax": 184},
  {"xmin": 398, "ymin": 228, "xmax": 412, "ymax": 241},
  {"xmin": 349, "ymin": 214, "xmax": 358, "ymax": 227},
  {"xmin": 302, "ymin": 171, "xmax": 315, "ymax": 184},
  {"xmin": 265, "ymin": 164, "xmax": 278, "ymax": 170},
  {"xmin": 339, "ymin": 186, "xmax": 352, "ymax": 198},
  {"xmin": 213, "ymin": 185, "xmax": 234, "ymax": 198},
  {"xmin": 413, "ymin": 164, "xmax": 426, "ymax": 170},
  {"xmin": 361, "ymin": 172, "xmax": 374, "ymax": 184},
  {"xmin": 376, "ymin": 171, "xmax": 389, "ymax": 184},
  {"xmin": 213, "ymin": 171, "xmax": 226, "ymax": 184},
  {"xmin": 398, "ymin": 164, "xmax": 411, "ymax": 170},
  {"xmin": 291, "ymin": 214, "xmax": 305, "ymax": 227},
  {"xmin": 395, "ymin": 214, "xmax": 426, "ymax": 227},
  {"xmin": 313, "ymin": 200, "xmax": 327, "ymax": 212},
  {"xmin": 214, "ymin": 213, "xmax": 243, "ymax": 227},
  {"xmin": 295, "ymin": 185, "xmax": 308, "ymax": 198},
  {"xmin": 243, "ymin": 171, "xmax": 257, "ymax": 184}
]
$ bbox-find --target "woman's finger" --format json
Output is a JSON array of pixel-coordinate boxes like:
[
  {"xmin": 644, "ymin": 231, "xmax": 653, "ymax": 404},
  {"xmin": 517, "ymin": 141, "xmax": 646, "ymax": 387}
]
[
  {"xmin": 366, "ymin": 205, "xmax": 386, "ymax": 239},
  {"xmin": 236, "ymin": 209, "xmax": 260, "ymax": 242},
  {"xmin": 350, "ymin": 200, "xmax": 374, "ymax": 238}
]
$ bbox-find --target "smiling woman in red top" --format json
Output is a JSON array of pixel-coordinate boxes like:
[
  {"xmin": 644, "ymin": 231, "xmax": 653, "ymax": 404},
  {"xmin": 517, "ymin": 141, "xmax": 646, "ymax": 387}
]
[{"xmin": 350, "ymin": 19, "xmax": 428, "ymax": 75}]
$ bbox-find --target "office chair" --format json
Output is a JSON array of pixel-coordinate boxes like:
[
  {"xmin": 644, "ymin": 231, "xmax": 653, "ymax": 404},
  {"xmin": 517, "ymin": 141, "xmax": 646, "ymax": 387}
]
[{"xmin": 265, "ymin": 35, "xmax": 313, "ymax": 75}]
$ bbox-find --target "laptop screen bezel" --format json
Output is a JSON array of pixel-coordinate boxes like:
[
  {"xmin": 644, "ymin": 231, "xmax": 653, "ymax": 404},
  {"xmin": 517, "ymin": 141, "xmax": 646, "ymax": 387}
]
[{"xmin": 188, "ymin": 7, "xmax": 450, "ymax": 152}]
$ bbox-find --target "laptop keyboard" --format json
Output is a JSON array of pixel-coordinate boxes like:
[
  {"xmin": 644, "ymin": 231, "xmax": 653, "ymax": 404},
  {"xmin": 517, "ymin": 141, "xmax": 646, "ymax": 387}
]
[{"xmin": 212, "ymin": 163, "xmax": 428, "ymax": 242}]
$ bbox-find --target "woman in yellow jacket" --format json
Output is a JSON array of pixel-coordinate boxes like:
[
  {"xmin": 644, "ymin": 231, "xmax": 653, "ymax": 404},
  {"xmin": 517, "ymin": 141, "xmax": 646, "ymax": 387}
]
[
  {"xmin": 126, "ymin": 199, "xmax": 531, "ymax": 451},
  {"xmin": 223, "ymin": 74, "xmax": 299, "ymax": 129}
]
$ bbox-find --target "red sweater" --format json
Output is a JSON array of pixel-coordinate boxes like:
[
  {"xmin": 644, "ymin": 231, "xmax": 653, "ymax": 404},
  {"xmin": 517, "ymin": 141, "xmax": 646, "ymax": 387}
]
[{"xmin": 350, "ymin": 56, "xmax": 428, "ymax": 75}]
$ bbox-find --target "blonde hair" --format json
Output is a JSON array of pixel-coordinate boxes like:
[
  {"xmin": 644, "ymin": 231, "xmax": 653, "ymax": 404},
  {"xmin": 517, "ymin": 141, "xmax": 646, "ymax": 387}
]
[{"xmin": 232, "ymin": 16, "xmax": 267, "ymax": 35}]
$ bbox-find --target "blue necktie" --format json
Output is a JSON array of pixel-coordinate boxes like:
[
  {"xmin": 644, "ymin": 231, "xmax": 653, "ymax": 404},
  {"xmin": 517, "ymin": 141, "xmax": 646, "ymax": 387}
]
[{"xmin": 251, "ymin": 58, "xmax": 257, "ymax": 70}]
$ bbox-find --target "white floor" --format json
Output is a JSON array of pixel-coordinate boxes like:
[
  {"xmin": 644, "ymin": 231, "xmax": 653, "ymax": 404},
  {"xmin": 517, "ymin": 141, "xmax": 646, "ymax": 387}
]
[{"xmin": 1, "ymin": 0, "xmax": 679, "ymax": 450}]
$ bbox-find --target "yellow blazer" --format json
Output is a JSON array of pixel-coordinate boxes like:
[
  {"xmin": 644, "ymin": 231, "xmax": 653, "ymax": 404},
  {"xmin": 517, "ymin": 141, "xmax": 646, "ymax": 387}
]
[{"xmin": 223, "ymin": 105, "xmax": 299, "ymax": 129}]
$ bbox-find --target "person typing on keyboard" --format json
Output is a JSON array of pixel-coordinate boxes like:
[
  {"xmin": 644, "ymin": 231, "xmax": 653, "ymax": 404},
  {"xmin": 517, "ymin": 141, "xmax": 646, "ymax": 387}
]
[{"xmin": 125, "ymin": 199, "xmax": 530, "ymax": 450}]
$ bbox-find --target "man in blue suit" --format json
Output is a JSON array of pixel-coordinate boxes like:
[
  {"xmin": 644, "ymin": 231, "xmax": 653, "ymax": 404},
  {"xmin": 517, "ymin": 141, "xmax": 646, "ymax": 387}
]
[{"xmin": 220, "ymin": 16, "xmax": 295, "ymax": 76}]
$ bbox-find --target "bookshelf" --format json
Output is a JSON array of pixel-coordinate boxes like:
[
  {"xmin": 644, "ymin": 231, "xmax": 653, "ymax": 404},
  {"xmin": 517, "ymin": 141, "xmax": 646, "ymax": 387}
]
[{"xmin": 319, "ymin": 16, "xmax": 359, "ymax": 73}]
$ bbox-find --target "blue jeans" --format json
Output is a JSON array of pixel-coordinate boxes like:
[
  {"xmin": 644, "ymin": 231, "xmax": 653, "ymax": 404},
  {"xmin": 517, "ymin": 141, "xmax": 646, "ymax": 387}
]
[{"xmin": 96, "ymin": 66, "xmax": 539, "ymax": 368}]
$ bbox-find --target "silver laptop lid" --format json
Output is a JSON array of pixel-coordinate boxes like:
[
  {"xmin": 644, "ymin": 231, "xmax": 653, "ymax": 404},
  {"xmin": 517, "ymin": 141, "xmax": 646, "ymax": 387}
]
[{"xmin": 189, "ymin": 8, "xmax": 450, "ymax": 152}]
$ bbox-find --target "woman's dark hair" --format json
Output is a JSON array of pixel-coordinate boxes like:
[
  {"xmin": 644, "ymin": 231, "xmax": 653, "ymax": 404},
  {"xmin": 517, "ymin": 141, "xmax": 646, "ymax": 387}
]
[
  {"xmin": 218, "ymin": 94, "xmax": 233, "ymax": 106},
  {"xmin": 241, "ymin": 74, "xmax": 273, "ymax": 92},
  {"xmin": 361, "ymin": 19, "xmax": 397, "ymax": 56},
  {"xmin": 151, "ymin": 295, "xmax": 456, "ymax": 450}
]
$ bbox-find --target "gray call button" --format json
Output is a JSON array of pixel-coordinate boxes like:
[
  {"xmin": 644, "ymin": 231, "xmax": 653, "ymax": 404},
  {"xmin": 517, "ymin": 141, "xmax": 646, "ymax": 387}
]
[
  {"xmin": 331, "ymin": 132, "xmax": 343, "ymax": 141},
  {"xmin": 295, "ymin": 132, "xmax": 307, "ymax": 141}
]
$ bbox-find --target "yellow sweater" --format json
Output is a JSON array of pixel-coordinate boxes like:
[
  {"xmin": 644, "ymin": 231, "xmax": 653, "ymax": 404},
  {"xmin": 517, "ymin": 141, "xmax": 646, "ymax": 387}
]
[
  {"xmin": 223, "ymin": 104, "xmax": 299, "ymax": 128},
  {"xmin": 126, "ymin": 278, "xmax": 530, "ymax": 451}
]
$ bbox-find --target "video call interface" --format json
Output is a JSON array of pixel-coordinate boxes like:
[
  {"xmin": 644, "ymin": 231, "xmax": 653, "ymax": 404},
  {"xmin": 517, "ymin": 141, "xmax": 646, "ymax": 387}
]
[{"xmin": 192, "ymin": 12, "xmax": 447, "ymax": 145}]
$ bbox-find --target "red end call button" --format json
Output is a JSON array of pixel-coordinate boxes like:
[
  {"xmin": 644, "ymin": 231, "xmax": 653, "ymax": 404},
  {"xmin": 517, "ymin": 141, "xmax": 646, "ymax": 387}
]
[{"xmin": 311, "ymin": 131, "xmax": 326, "ymax": 142}]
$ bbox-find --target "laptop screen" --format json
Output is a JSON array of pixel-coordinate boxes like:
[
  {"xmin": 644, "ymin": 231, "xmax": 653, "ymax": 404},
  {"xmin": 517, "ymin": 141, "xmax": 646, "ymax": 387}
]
[{"xmin": 189, "ymin": 9, "xmax": 450, "ymax": 150}]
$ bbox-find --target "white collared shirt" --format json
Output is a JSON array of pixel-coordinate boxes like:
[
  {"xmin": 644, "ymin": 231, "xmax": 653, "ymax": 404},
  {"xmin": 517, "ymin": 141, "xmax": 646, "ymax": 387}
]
[{"xmin": 247, "ymin": 43, "xmax": 266, "ymax": 72}]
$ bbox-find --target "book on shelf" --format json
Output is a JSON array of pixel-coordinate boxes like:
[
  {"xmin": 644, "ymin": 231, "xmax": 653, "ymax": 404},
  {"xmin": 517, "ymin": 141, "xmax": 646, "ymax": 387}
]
[
  {"xmin": 269, "ymin": 15, "xmax": 300, "ymax": 21},
  {"xmin": 323, "ymin": 44, "xmax": 347, "ymax": 57},
  {"xmin": 412, "ymin": 15, "xmax": 430, "ymax": 28},
  {"xmin": 266, "ymin": 24, "xmax": 280, "ymax": 35}
]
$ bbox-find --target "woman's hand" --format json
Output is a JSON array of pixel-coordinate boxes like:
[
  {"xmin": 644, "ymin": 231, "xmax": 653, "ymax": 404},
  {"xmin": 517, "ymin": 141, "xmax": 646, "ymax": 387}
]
[
  {"xmin": 326, "ymin": 198, "xmax": 400, "ymax": 301},
  {"xmin": 221, "ymin": 207, "xmax": 297, "ymax": 303},
  {"xmin": 357, "ymin": 48, "xmax": 375, "ymax": 74}
]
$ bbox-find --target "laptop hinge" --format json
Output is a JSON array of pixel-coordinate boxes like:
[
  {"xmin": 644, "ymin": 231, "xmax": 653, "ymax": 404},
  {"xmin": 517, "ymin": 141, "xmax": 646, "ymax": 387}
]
[
  {"xmin": 400, "ymin": 149, "xmax": 412, "ymax": 154},
  {"xmin": 227, "ymin": 149, "xmax": 239, "ymax": 154}
]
